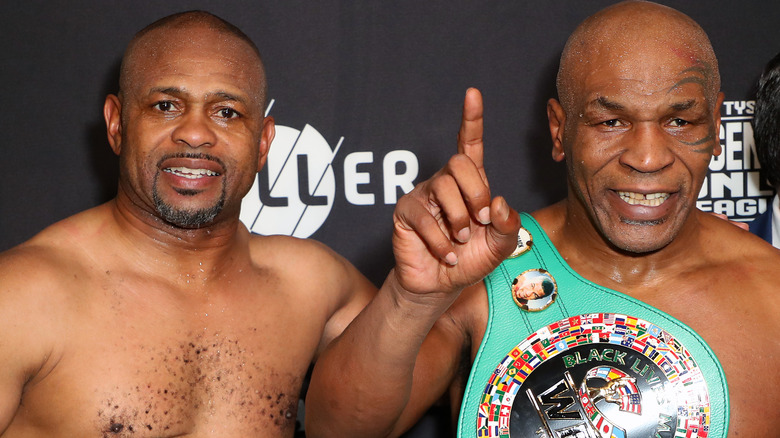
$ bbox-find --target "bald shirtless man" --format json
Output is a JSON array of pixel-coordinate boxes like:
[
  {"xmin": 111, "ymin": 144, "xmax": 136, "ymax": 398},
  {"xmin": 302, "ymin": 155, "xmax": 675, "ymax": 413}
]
[
  {"xmin": 0, "ymin": 11, "xmax": 520, "ymax": 438},
  {"xmin": 307, "ymin": 2, "xmax": 780, "ymax": 437}
]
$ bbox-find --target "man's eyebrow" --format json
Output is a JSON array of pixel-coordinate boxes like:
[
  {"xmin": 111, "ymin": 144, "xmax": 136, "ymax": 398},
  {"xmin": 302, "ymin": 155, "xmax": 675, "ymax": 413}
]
[
  {"xmin": 147, "ymin": 87, "xmax": 249, "ymax": 105},
  {"xmin": 670, "ymin": 99, "xmax": 698, "ymax": 111},
  {"xmin": 149, "ymin": 86, "xmax": 185, "ymax": 96},
  {"xmin": 681, "ymin": 65, "xmax": 709, "ymax": 76},
  {"xmin": 211, "ymin": 91, "xmax": 247, "ymax": 104},
  {"xmin": 590, "ymin": 96, "xmax": 625, "ymax": 112}
]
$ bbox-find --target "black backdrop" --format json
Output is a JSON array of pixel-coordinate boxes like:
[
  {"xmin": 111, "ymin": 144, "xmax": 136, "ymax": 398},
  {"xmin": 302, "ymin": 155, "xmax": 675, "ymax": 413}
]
[{"xmin": 1, "ymin": 2, "xmax": 778, "ymax": 436}]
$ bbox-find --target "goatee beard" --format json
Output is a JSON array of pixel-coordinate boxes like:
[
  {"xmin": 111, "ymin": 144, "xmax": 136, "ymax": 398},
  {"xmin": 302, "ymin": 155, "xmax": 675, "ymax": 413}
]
[
  {"xmin": 152, "ymin": 153, "xmax": 228, "ymax": 228},
  {"xmin": 152, "ymin": 176, "xmax": 227, "ymax": 229}
]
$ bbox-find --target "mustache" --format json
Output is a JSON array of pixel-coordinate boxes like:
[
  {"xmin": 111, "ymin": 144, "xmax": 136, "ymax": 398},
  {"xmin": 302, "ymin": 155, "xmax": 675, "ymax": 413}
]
[{"xmin": 156, "ymin": 152, "xmax": 227, "ymax": 170}]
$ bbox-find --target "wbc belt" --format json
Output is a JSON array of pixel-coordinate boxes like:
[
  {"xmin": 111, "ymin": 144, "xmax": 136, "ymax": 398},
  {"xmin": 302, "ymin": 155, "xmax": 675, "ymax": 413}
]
[{"xmin": 457, "ymin": 213, "xmax": 728, "ymax": 438}]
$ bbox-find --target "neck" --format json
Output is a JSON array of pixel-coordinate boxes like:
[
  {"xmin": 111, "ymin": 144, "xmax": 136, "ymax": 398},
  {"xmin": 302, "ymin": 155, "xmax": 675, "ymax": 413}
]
[
  {"xmin": 108, "ymin": 190, "xmax": 248, "ymax": 284},
  {"xmin": 541, "ymin": 200, "xmax": 704, "ymax": 291}
]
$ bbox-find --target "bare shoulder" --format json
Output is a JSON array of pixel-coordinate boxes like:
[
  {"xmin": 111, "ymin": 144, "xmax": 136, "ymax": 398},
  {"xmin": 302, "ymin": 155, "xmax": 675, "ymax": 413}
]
[
  {"xmin": 247, "ymin": 233, "xmax": 348, "ymax": 268},
  {"xmin": 699, "ymin": 212, "xmax": 780, "ymax": 282},
  {"xmin": 0, "ymin": 213, "xmax": 101, "ymax": 405},
  {"xmin": 0, "ymin": 205, "xmax": 115, "ymax": 314},
  {"xmin": 664, "ymin": 213, "xmax": 780, "ymax": 321},
  {"xmin": 0, "ymin": 220, "xmax": 95, "ymax": 323},
  {"xmin": 245, "ymin": 233, "xmax": 376, "ymax": 337},
  {"xmin": 245, "ymin": 233, "xmax": 366, "ymax": 291},
  {"xmin": 680, "ymin": 213, "xmax": 780, "ymax": 341},
  {"xmin": 2, "ymin": 226, "xmax": 84, "ymax": 297}
]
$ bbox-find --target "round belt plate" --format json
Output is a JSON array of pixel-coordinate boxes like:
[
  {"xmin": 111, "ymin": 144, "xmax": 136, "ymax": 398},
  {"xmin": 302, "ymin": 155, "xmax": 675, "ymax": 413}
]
[{"xmin": 475, "ymin": 313, "xmax": 710, "ymax": 438}]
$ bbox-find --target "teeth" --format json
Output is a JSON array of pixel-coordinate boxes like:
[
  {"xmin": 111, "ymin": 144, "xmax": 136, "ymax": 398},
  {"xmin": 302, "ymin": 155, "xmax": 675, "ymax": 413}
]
[
  {"xmin": 164, "ymin": 167, "xmax": 219, "ymax": 179},
  {"xmin": 617, "ymin": 191, "xmax": 669, "ymax": 206}
]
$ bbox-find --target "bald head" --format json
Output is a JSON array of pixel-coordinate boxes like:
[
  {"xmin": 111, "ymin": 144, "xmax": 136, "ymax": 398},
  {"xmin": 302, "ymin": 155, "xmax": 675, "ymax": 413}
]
[
  {"xmin": 118, "ymin": 11, "xmax": 267, "ymax": 109},
  {"xmin": 556, "ymin": 1, "xmax": 720, "ymax": 113}
]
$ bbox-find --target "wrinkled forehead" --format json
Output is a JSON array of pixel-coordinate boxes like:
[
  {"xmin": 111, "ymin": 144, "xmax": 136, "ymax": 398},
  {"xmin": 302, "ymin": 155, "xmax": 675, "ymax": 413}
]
[
  {"xmin": 558, "ymin": 6, "xmax": 720, "ymax": 111},
  {"xmin": 122, "ymin": 24, "xmax": 265, "ymax": 101},
  {"xmin": 570, "ymin": 44, "xmax": 716, "ymax": 113},
  {"xmin": 587, "ymin": 40, "xmax": 713, "ymax": 95}
]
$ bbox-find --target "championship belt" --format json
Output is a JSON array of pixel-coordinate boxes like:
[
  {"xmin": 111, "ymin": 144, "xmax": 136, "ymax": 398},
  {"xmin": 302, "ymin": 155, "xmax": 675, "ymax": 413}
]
[{"xmin": 457, "ymin": 214, "xmax": 728, "ymax": 438}]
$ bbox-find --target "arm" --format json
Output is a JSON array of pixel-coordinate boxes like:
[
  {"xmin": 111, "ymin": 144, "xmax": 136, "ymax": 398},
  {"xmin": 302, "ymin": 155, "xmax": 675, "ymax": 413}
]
[
  {"xmin": 0, "ymin": 293, "xmax": 27, "ymax": 434},
  {"xmin": 306, "ymin": 88, "xmax": 520, "ymax": 437},
  {"xmin": 0, "ymin": 248, "xmax": 58, "ymax": 434}
]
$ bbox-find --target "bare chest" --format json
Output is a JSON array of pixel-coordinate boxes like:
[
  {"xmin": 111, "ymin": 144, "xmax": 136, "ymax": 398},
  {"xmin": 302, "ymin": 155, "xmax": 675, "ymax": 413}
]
[
  {"xmin": 19, "ymin": 327, "xmax": 305, "ymax": 437},
  {"xmin": 13, "ymin": 277, "xmax": 321, "ymax": 437}
]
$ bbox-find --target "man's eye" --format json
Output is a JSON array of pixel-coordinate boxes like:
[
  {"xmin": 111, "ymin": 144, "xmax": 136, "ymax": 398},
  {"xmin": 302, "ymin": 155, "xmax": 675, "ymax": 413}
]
[
  {"xmin": 217, "ymin": 108, "xmax": 240, "ymax": 119},
  {"xmin": 601, "ymin": 119, "xmax": 624, "ymax": 127},
  {"xmin": 669, "ymin": 118, "xmax": 689, "ymax": 127},
  {"xmin": 153, "ymin": 101, "xmax": 174, "ymax": 112}
]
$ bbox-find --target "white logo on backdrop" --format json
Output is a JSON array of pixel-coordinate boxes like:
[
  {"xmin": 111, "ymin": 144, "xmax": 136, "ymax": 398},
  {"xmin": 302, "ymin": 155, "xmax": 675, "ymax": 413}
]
[
  {"xmin": 697, "ymin": 100, "xmax": 774, "ymax": 220},
  {"xmin": 240, "ymin": 100, "xmax": 419, "ymax": 237}
]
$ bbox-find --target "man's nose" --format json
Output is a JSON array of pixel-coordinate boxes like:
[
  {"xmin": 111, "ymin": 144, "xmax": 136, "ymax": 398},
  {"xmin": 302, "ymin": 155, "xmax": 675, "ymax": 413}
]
[
  {"xmin": 618, "ymin": 123, "xmax": 675, "ymax": 173},
  {"xmin": 171, "ymin": 110, "xmax": 217, "ymax": 149}
]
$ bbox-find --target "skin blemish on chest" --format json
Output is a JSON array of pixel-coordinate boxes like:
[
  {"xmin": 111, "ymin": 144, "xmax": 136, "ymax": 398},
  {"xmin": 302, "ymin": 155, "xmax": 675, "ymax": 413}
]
[{"xmin": 96, "ymin": 331, "xmax": 301, "ymax": 436}]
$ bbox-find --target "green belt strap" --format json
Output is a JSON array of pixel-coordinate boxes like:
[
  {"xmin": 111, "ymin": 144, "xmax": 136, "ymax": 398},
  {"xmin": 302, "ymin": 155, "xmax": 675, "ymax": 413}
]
[{"xmin": 457, "ymin": 213, "xmax": 728, "ymax": 438}]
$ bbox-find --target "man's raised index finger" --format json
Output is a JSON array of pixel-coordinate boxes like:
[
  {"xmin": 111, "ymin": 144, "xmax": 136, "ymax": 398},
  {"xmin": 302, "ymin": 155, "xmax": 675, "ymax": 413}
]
[{"xmin": 457, "ymin": 88, "xmax": 484, "ymax": 171}]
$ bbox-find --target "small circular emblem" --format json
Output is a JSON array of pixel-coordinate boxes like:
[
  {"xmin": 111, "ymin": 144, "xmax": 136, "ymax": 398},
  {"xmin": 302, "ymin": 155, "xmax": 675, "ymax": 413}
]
[
  {"xmin": 509, "ymin": 227, "xmax": 533, "ymax": 258},
  {"xmin": 511, "ymin": 269, "xmax": 557, "ymax": 312}
]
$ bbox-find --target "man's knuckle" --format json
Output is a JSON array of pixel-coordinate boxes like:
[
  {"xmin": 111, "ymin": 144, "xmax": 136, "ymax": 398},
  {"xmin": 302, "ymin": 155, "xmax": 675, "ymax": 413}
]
[{"xmin": 431, "ymin": 174, "xmax": 455, "ymax": 191}]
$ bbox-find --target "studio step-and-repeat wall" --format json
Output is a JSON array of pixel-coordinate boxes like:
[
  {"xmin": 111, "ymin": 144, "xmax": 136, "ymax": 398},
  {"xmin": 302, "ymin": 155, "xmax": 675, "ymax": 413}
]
[{"xmin": 1, "ymin": 2, "xmax": 777, "ymax": 436}]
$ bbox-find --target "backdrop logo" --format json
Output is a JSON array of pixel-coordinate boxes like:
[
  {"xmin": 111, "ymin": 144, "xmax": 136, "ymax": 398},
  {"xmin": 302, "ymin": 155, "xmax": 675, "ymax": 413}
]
[
  {"xmin": 697, "ymin": 100, "xmax": 773, "ymax": 220},
  {"xmin": 240, "ymin": 121, "xmax": 340, "ymax": 237},
  {"xmin": 240, "ymin": 100, "xmax": 419, "ymax": 237}
]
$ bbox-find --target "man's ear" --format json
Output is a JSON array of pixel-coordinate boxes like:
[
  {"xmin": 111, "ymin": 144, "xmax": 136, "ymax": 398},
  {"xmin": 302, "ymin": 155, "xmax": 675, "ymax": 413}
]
[
  {"xmin": 547, "ymin": 98, "xmax": 567, "ymax": 162},
  {"xmin": 257, "ymin": 116, "xmax": 275, "ymax": 171},
  {"xmin": 104, "ymin": 94, "xmax": 123, "ymax": 156},
  {"xmin": 711, "ymin": 91, "xmax": 725, "ymax": 157}
]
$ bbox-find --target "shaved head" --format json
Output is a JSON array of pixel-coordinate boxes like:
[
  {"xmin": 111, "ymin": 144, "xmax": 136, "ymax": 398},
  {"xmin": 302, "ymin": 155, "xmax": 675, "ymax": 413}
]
[
  {"xmin": 119, "ymin": 11, "xmax": 267, "ymax": 110},
  {"xmin": 556, "ymin": 1, "xmax": 720, "ymax": 113}
]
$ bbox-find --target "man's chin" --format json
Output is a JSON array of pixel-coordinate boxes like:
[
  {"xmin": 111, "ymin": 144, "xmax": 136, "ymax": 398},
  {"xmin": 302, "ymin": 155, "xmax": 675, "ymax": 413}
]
[
  {"xmin": 155, "ymin": 202, "xmax": 224, "ymax": 229},
  {"xmin": 607, "ymin": 231, "xmax": 675, "ymax": 255},
  {"xmin": 620, "ymin": 217, "xmax": 667, "ymax": 227},
  {"xmin": 151, "ymin": 171, "xmax": 229, "ymax": 229},
  {"xmin": 597, "ymin": 217, "xmax": 679, "ymax": 254},
  {"xmin": 164, "ymin": 211, "xmax": 219, "ymax": 228}
]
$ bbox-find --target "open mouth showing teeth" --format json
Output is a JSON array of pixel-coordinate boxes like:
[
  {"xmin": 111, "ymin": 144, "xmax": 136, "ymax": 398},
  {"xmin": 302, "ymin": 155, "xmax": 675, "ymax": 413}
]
[
  {"xmin": 164, "ymin": 167, "xmax": 220, "ymax": 179},
  {"xmin": 618, "ymin": 191, "xmax": 669, "ymax": 206}
]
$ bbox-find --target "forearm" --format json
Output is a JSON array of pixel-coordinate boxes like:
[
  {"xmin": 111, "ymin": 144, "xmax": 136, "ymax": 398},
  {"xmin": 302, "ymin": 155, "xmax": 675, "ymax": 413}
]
[
  {"xmin": 305, "ymin": 271, "xmax": 456, "ymax": 438},
  {"xmin": 305, "ymin": 88, "xmax": 521, "ymax": 436}
]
